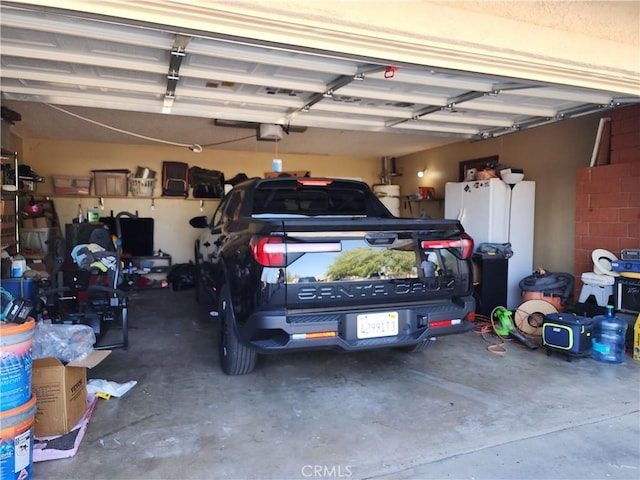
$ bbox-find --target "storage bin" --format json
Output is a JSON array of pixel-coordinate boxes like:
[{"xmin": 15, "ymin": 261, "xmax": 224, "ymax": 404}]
[
  {"xmin": 1, "ymin": 278, "xmax": 40, "ymax": 309},
  {"xmin": 52, "ymin": 176, "xmax": 92, "ymax": 195},
  {"xmin": 92, "ymin": 170, "xmax": 130, "ymax": 196}
]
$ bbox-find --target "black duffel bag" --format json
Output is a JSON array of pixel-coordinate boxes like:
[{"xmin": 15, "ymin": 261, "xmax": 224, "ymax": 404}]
[{"xmin": 188, "ymin": 167, "xmax": 225, "ymax": 198}]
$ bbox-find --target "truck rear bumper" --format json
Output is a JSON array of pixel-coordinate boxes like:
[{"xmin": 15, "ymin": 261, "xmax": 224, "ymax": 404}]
[{"xmin": 241, "ymin": 297, "xmax": 475, "ymax": 353}]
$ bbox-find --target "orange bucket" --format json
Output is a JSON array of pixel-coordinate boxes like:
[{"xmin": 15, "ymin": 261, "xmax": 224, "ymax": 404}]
[{"xmin": 0, "ymin": 394, "xmax": 37, "ymax": 480}]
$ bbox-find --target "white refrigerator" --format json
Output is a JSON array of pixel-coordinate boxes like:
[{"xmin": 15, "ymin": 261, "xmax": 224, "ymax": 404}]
[{"xmin": 444, "ymin": 178, "xmax": 535, "ymax": 309}]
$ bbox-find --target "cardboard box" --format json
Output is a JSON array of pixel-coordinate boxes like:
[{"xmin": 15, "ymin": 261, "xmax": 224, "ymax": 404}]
[
  {"xmin": 1, "ymin": 198, "xmax": 16, "ymax": 238},
  {"xmin": 32, "ymin": 350, "xmax": 110, "ymax": 436},
  {"xmin": 34, "ymin": 396, "xmax": 99, "ymax": 462},
  {"xmin": 22, "ymin": 217, "xmax": 50, "ymax": 229}
]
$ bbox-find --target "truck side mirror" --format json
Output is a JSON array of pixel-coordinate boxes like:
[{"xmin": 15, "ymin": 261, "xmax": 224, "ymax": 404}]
[{"xmin": 189, "ymin": 216, "xmax": 208, "ymax": 229}]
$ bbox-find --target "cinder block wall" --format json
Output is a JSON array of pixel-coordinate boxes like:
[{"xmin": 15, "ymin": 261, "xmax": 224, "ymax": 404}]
[{"xmin": 574, "ymin": 104, "xmax": 640, "ymax": 297}]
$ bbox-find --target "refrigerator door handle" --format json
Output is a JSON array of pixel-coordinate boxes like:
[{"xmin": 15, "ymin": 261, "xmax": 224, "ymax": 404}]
[{"xmin": 457, "ymin": 207, "xmax": 465, "ymax": 223}]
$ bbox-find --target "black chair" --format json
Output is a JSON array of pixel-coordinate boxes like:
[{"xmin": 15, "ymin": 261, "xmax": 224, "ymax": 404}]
[{"xmin": 39, "ymin": 216, "xmax": 134, "ymax": 350}]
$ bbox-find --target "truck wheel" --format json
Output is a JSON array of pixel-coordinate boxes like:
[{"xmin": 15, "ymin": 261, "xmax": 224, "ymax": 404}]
[{"xmin": 217, "ymin": 286, "xmax": 257, "ymax": 375}]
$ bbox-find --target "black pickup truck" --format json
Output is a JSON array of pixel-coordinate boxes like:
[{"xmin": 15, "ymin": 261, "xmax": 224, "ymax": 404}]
[{"xmin": 190, "ymin": 177, "xmax": 475, "ymax": 374}]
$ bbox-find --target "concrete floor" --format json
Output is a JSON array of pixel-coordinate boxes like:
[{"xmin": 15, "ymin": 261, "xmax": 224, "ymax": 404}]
[{"xmin": 34, "ymin": 288, "xmax": 639, "ymax": 480}]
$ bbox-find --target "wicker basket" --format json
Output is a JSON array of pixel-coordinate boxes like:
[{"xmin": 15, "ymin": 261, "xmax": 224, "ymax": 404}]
[{"xmin": 129, "ymin": 177, "xmax": 156, "ymax": 196}]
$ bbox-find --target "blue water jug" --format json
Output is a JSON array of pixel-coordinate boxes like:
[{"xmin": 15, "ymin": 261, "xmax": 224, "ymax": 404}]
[{"xmin": 591, "ymin": 305, "xmax": 627, "ymax": 364}]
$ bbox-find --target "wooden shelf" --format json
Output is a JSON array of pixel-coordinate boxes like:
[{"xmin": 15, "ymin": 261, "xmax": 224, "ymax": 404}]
[{"xmin": 44, "ymin": 194, "xmax": 220, "ymax": 201}]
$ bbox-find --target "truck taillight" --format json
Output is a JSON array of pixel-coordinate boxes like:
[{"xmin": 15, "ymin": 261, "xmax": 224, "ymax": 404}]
[
  {"xmin": 457, "ymin": 233, "xmax": 474, "ymax": 259},
  {"xmin": 430, "ymin": 319, "xmax": 462, "ymax": 328},
  {"xmin": 421, "ymin": 233, "xmax": 474, "ymax": 259},
  {"xmin": 250, "ymin": 236, "xmax": 341, "ymax": 267},
  {"xmin": 297, "ymin": 179, "xmax": 333, "ymax": 186},
  {"xmin": 251, "ymin": 236, "xmax": 285, "ymax": 267}
]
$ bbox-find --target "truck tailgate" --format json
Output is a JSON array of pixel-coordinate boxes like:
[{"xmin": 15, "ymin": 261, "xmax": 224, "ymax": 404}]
[{"xmin": 253, "ymin": 217, "xmax": 473, "ymax": 310}]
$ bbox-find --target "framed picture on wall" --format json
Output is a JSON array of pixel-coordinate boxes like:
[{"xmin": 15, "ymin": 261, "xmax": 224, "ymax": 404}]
[{"xmin": 458, "ymin": 155, "xmax": 499, "ymax": 181}]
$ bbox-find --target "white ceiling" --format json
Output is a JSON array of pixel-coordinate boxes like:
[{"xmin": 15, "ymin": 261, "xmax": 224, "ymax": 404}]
[{"xmin": 1, "ymin": 2, "xmax": 639, "ymax": 157}]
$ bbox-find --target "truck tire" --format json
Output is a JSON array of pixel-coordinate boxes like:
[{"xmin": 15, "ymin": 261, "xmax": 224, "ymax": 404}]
[{"xmin": 218, "ymin": 286, "xmax": 257, "ymax": 375}]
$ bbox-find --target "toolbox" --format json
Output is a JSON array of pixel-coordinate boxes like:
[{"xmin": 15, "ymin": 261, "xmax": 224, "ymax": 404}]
[{"xmin": 542, "ymin": 312, "xmax": 593, "ymax": 358}]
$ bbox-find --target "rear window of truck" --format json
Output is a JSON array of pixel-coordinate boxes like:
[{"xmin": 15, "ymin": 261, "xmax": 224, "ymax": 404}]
[{"xmin": 252, "ymin": 185, "xmax": 368, "ymax": 216}]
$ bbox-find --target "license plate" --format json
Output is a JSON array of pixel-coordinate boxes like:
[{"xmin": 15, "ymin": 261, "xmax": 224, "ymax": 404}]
[{"xmin": 357, "ymin": 311, "xmax": 399, "ymax": 339}]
